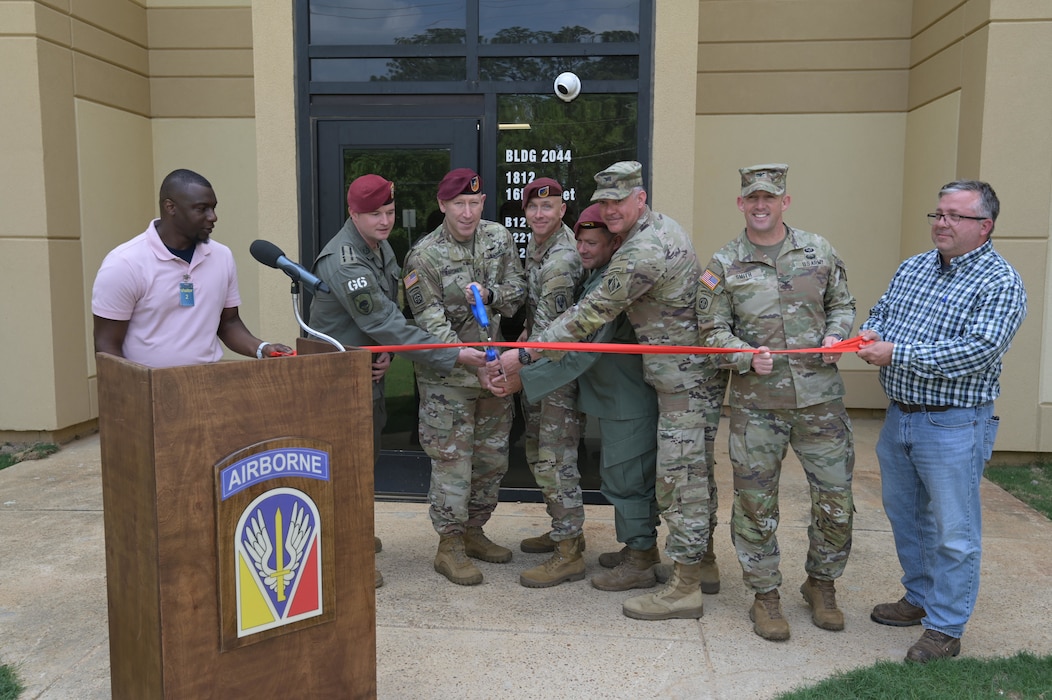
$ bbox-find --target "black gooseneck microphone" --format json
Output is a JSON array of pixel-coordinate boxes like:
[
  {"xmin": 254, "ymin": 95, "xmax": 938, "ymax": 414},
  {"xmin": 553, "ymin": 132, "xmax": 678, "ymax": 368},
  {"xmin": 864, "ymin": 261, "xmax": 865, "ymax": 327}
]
[{"xmin": 250, "ymin": 239, "xmax": 331, "ymax": 295}]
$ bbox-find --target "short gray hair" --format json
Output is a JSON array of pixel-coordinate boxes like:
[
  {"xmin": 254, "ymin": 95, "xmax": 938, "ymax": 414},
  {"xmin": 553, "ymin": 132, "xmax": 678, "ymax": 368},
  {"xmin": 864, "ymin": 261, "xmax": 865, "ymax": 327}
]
[{"xmin": 940, "ymin": 180, "xmax": 999, "ymax": 234}]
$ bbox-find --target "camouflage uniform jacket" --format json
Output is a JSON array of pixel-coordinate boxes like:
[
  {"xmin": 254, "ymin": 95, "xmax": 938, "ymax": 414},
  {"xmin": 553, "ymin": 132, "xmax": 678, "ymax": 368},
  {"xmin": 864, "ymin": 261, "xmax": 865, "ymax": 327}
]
[
  {"xmin": 697, "ymin": 225, "xmax": 855, "ymax": 409},
  {"xmin": 538, "ymin": 206, "xmax": 719, "ymax": 394},
  {"xmin": 309, "ymin": 220, "xmax": 460, "ymax": 398},
  {"xmin": 524, "ymin": 223, "xmax": 584, "ymax": 339},
  {"xmin": 404, "ymin": 219, "xmax": 527, "ymax": 387},
  {"xmin": 521, "ymin": 265, "xmax": 657, "ymax": 422}
]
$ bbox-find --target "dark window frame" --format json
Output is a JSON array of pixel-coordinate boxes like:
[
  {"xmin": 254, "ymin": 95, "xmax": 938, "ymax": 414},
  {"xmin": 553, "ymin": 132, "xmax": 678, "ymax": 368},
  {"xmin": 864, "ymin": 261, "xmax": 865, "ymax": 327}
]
[{"xmin": 294, "ymin": 0, "xmax": 653, "ymax": 261}]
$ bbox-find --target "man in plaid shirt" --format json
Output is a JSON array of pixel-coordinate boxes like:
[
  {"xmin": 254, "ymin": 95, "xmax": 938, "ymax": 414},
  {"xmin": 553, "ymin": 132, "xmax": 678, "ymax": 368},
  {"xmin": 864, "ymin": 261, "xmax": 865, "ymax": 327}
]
[{"xmin": 859, "ymin": 180, "xmax": 1027, "ymax": 663}]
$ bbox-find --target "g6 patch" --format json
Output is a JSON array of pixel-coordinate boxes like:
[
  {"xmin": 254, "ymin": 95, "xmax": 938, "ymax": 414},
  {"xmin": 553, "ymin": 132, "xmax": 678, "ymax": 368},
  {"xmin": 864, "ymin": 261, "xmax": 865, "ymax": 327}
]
[{"xmin": 353, "ymin": 293, "xmax": 374, "ymax": 315}]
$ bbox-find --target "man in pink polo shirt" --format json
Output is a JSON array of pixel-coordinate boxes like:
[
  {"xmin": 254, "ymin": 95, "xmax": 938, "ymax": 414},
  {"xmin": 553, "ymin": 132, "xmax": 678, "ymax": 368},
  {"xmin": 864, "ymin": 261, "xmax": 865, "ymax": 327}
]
[{"xmin": 92, "ymin": 168, "xmax": 290, "ymax": 367}]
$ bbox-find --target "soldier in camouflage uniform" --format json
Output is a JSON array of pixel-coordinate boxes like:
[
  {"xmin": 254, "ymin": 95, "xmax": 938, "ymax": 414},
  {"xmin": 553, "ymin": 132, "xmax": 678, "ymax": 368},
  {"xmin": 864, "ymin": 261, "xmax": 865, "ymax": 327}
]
[
  {"xmin": 402, "ymin": 168, "xmax": 527, "ymax": 586},
  {"xmin": 513, "ymin": 178, "xmax": 588, "ymax": 588},
  {"xmin": 697, "ymin": 164, "xmax": 856, "ymax": 642},
  {"xmin": 508, "ymin": 205, "xmax": 663, "ymax": 592},
  {"xmin": 498, "ymin": 162, "xmax": 725, "ymax": 621},
  {"xmin": 309, "ymin": 174, "xmax": 488, "ymax": 589}
]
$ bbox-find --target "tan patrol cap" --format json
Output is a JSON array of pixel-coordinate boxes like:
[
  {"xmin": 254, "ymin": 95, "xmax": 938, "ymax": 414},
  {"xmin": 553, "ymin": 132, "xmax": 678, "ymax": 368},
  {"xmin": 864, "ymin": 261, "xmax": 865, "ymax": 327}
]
[
  {"xmin": 591, "ymin": 161, "xmax": 644, "ymax": 202},
  {"xmin": 739, "ymin": 164, "xmax": 788, "ymax": 197}
]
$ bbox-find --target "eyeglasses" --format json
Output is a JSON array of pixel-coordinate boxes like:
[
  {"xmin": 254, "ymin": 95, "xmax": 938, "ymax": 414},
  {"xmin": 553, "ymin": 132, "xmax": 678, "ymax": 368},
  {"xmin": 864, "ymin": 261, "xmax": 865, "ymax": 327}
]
[{"xmin": 927, "ymin": 212, "xmax": 988, "ymax": 225}]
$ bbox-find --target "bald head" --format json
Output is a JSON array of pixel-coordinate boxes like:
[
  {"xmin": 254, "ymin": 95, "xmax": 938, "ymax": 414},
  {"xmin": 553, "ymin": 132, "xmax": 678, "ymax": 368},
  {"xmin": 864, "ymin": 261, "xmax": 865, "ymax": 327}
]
[{"xmin": 159, "ymin": 169, "xmax": 213, "ymax": 212}]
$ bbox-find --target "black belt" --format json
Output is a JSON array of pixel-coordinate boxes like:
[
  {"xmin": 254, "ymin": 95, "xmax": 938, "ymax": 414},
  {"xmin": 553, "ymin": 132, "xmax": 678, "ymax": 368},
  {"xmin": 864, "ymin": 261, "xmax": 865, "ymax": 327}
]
[{"xmin": 894, "ymin": 402, "xmax": 950, "ymax": 414}]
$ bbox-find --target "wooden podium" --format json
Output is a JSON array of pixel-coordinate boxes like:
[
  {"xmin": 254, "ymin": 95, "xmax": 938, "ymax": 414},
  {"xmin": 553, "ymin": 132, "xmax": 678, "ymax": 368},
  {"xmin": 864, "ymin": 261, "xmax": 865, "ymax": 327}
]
[{"xmin": 97, "ymin": 348, "xmax": 375, "ymax": 699}]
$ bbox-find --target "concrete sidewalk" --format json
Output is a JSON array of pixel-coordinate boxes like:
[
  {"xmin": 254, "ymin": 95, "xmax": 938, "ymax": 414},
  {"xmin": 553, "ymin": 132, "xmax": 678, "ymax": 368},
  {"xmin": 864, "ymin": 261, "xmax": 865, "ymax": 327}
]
[{"xmin": 1, "ymin": 418, "xmax": 1051, "ymax": 699}]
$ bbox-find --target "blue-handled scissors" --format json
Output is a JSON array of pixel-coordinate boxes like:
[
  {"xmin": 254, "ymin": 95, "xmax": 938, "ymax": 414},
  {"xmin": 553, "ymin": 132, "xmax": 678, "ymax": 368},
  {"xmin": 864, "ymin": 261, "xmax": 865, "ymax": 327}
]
[{"xmin": 469, "ymin": 285, "xmax": 500, "ymax": 362}]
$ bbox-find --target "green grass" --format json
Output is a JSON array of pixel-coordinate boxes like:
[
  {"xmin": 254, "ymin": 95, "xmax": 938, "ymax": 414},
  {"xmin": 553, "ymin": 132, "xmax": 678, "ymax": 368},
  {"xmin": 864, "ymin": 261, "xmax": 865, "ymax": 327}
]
[
  {"xmin": 776, "ymin": 651, "xmax": 1051, "ymax": 699},
  {"xmin": 0, "ymin": 664, "xmax": 23, "ymax": 700},
  {"xmin": 0, "ymin": 442, "xmax": 59, "ymax": 471},
  {"xmin": 985, "ymin": 462, "xmax": 1052, "ymax": 520},
  {"xmin": 384, "ymin": 355, "xmax": 417, "ymax": 398},
  {"xmin": 382, "ymin": 357, "xmax": 418, "ymax": 434},
  {"xmin": 776, "ymin": 465, "xmax": 1052, "ymax": 699}
]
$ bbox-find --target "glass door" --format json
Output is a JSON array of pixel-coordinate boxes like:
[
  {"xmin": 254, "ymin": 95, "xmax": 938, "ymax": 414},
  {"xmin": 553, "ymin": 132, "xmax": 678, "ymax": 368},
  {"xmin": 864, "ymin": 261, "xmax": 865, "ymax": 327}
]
[{"xmin": 314, "ymin": 118, "xmax": 479, "ymax": 500}]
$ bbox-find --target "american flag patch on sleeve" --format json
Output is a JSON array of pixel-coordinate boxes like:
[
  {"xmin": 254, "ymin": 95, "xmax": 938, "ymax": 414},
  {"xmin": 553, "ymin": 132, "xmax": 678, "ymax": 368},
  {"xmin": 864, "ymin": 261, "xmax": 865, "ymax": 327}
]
[
  {"xmin": 403, "ymin": 270, "xmax": 418, "ymax": 288},
  {"xmin": 700, "ymin": 269, "xmax": 721, "ymax": 290}
]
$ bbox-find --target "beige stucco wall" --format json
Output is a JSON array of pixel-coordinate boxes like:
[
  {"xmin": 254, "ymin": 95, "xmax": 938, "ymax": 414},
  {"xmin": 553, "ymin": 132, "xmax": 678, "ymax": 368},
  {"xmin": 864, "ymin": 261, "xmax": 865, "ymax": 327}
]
[
  {"xmin": 650, "ymin": 1, "xmax": 699, "ymax": 230},
  {"xmin": 252, "ymin": 1, "xmax": 303, "ymax": 345},
  {"xmin": 76, "ymin": 100, "xmax": 155, "ymax": 420}
]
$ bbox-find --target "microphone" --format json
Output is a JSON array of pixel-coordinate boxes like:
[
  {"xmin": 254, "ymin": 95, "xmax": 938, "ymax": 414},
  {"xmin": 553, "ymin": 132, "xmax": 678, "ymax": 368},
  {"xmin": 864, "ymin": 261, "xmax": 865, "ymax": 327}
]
[{"xmin": 250, "ymin": 239, "xmax": 331, "ymax": 294}]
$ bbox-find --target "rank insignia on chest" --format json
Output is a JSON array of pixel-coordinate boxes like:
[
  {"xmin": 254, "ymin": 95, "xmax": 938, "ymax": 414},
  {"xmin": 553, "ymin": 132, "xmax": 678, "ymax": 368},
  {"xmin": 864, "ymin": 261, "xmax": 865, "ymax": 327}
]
[
  {"xmin": 339, "ymin": 245, "xmax": 356, "ymax": 265},
  {"xmin": 353, "ymin": 293, "xmax": 373, "ymax": 315}
]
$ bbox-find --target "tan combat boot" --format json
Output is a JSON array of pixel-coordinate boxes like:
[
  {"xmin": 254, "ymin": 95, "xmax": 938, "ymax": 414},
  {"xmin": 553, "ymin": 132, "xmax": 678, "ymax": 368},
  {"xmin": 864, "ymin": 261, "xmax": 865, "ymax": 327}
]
[
  {"xmin": 519, "ymin": 535, "xmax": 586, "ymax": 588},
  {"xmin": 800, "ymin": 576, "xmax": 844, "ymax": 631},
  {"xmin": 622, "ymin": 562, "xmax": 704, "ymax": 620},
  {"xmin": 521, "ymin": 530, "xmax": 587, "ymax": 554},
  {"xmin": 520, "ymin": 531, "xmax": 556, "ymax": 553},
  {"xmin": 750, "ymin": 589, "xmax": 790, "ymax": 641},
  {"xmin": 463, "ymin": 526, "xmax": 513, "ymax": 563},
  {"xmin": 699, "ymin": 536, "xmax": 720, "ymax": 594},
  {"xmin": 598, "ymin": 545, "xmax": 630, "ymax": 568},
  {"xmin": 591, "ymin": 546, "xmax": 660, "ymax": 591},
  {"xmin": 434, "ymin": 534, "xmax": 483, "ymax": 586}
]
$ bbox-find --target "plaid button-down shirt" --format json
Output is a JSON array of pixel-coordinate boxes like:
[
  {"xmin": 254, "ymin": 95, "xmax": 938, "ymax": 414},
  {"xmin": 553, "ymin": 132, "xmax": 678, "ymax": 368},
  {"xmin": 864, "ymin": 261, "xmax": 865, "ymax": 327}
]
[{"xmin": 861, "ymin": 240, "xmax": 1026, "ymax": 407}]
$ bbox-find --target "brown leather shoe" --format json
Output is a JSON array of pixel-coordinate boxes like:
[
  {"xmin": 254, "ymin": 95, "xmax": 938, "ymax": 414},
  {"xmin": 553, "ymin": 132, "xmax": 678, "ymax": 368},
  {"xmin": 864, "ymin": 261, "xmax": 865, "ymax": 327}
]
[
  {"xmin": 906, "ymin": 629, "xmax": 961, "ymax": 663},
  {"xmin": 871, "ymin": 597, "xmax": 925, "ymax": 626}
]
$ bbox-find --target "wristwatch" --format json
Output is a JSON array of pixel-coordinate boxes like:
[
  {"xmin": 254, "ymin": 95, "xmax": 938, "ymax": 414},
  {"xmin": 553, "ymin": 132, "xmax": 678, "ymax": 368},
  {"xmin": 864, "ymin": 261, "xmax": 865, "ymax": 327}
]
[{"xmin": 518, "ymin": 347, "xmax": 534, "ymax": 365}]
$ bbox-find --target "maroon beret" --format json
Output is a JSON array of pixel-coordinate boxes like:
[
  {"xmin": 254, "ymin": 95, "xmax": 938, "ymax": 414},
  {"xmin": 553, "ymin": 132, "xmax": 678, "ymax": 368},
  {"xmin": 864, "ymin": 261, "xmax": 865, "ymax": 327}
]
[
  {"xmin": 573, "ymin": 203, "xmax": 606, "ymax": 236},
  {"xmin": 521, "ymin": 177, "xmax": 564, "ymax": 209},
  {"xmin": 437, "ymin": 168, "xmax": 482, "ymax": 200},
  {"xmin": 347, "ymin": 174, "xmax": 395, "ymax": 212}
]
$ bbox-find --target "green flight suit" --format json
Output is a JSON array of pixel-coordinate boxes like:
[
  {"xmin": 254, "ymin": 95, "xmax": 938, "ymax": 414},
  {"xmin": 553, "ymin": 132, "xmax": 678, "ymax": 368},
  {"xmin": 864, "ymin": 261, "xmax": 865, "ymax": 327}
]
[{"xmin": 520, "ymin": 265, "xmax": 660, "ymax": 550}]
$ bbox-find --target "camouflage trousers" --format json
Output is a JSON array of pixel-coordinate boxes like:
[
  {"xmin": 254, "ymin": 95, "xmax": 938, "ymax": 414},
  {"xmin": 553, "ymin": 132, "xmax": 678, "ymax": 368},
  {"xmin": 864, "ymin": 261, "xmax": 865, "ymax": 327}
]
[
  {"xmin": 656, "ymin": 377, "xmax": 725, "ymax": 564},
  {"xmin": 418, "ymin": 381, "xmax": 513, "ymax": 535},
  {"xmin": 598, "ymin": 414, "xmax": 658, "ymax": 550},
  {"xmin": 522, "ymin": 382, "xmax": 584, "ymax": 540},
  {"xmin": 728, "ymin": 400, "xmax": 855, "ymax": 593}
]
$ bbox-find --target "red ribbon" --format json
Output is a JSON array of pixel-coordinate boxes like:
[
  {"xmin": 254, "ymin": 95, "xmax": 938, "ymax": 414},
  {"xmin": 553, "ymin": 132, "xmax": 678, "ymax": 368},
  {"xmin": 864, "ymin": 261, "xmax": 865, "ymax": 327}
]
[{"xmin": 363, "ymin": 335, "xmax": 872, "ymax": 356}]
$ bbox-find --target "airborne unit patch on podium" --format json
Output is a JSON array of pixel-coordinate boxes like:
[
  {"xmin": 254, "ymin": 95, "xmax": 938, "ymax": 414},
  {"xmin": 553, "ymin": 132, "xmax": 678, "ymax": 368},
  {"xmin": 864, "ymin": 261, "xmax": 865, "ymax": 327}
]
[
  {"xmin": 235, "ymin": 488, "xmax": 322, "ymax": 637},
  {"xmin": 215, "ymin": 439, "xmax": 337, "ymax": 650}
]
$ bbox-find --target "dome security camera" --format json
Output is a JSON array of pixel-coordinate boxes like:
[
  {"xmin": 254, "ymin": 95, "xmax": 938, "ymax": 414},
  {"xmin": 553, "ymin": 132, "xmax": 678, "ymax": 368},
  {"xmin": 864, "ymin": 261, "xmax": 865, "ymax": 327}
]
[{"xmin": 554, "ymin": 72, "xmax": 581, "ymax": 102}]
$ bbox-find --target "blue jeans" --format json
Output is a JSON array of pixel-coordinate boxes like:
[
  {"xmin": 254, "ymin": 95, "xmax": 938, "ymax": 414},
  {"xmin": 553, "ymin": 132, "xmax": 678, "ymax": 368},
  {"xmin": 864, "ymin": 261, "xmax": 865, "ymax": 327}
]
[{"xmin": 876, "ymin": 402, "xmax": 998, "ymax": 638}]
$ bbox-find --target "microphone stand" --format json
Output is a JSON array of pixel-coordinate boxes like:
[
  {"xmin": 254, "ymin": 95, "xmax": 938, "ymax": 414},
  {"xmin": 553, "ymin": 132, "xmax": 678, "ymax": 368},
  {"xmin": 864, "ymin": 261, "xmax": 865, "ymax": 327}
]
[{"xmin": 290, "ymin": 281, "xmax": 345, "ymax": 351}]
